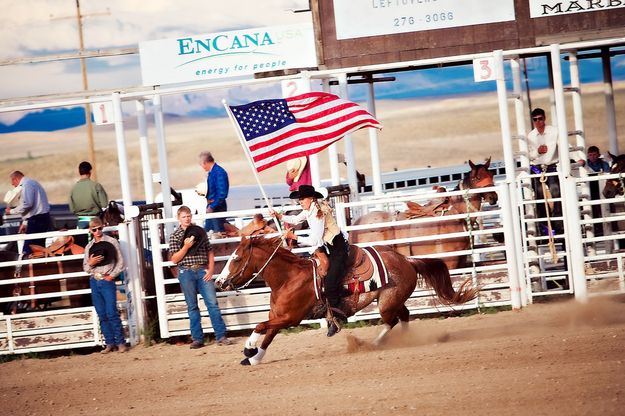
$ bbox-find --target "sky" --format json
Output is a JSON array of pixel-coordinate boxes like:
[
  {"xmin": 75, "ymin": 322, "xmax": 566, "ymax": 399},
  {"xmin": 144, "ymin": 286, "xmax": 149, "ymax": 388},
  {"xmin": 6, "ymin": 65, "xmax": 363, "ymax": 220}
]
[
  {"xmin": 0, "ymin": 0, "xmax": 623, "ymax": 131},
  {"xmin": 0, "ymin": 0, "xmax": 311, "ymax": 125}
]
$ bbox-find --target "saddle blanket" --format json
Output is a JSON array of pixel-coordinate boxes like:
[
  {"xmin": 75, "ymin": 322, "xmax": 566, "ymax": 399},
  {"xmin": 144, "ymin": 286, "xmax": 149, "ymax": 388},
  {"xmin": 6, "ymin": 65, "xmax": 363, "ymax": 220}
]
[{"xmin": 345, "ymin": 246, "xmax": 389, "ymax": 295}]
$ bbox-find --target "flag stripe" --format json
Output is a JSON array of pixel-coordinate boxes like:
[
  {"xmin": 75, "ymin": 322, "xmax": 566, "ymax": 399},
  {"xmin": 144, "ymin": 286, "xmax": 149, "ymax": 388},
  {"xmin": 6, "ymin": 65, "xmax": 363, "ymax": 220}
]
[
  {"xmin": 246, "ymin": 105, "xmax": 376, "ymax": 151},
  {"xmin": 229, "ymin": 92, "xmax": 381, "ymax": 172},
  {"xmin": 250, "ymin": 115, "xmax": 379, "ymax": 165}
]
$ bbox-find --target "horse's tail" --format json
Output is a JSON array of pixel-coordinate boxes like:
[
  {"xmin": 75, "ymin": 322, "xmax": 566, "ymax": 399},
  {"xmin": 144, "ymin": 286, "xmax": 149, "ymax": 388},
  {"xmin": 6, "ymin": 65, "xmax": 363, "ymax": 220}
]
[{"xmin": 408, "ymin": 258, "xmax": 479, "ymax": 305}]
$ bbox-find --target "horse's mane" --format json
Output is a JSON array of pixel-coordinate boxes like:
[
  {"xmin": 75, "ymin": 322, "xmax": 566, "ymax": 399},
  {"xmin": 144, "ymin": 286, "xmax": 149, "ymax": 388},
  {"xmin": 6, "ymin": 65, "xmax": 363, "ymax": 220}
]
[
  {"xmin": 610, "ymin": 154, "xmax": 625, "ymax": 172},
  {"xmin": 251, "ymin": 236, "xmax": 313, "ymax": 268}
]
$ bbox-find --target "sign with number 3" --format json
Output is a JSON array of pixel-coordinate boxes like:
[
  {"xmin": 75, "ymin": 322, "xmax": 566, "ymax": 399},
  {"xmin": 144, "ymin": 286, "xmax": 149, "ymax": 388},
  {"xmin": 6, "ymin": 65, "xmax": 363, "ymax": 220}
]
[{"xmin": 473, "ymin": 57, "xmax": 497, "ymax": 82}]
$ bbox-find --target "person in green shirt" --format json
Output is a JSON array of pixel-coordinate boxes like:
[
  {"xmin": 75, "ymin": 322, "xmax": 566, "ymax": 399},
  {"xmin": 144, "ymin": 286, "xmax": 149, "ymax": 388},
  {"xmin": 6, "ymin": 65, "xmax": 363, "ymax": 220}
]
[{"xmin": 69, "ymin": 161, "xmax": 109, "ymax": 233}]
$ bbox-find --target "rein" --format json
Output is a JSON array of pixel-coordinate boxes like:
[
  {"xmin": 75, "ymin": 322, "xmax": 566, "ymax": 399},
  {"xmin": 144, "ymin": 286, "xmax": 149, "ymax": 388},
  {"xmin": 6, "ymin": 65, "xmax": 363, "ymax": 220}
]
[{"xmin": 231, "ymin": 236, "xmax": 285, "ymax": 291}]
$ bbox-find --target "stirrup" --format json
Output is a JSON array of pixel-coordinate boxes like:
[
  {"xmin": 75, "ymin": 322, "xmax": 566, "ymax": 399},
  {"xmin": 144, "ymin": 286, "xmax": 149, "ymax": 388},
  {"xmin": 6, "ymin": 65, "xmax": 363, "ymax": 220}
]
[{"xmin": 325, "ymin": 304, "xmax": 345, "ymax": 337}]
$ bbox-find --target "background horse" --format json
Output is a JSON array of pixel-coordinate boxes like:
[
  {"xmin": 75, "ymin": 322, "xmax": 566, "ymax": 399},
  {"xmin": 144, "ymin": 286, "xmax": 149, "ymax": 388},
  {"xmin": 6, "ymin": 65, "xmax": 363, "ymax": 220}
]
[
  {"xmin": 603, "ymin": 152, "xmax": 625, "ymax": 198},
  {"xmin": 351, "ymin": 158, "xmax": 498, "ymax": 270},
  {"xmin": 216, "ymin": 236, "xmax": 478, "ymax": 366},
  {"xmin": 0, "ymin": 237, "xmax": 90, "ymax": 313}
]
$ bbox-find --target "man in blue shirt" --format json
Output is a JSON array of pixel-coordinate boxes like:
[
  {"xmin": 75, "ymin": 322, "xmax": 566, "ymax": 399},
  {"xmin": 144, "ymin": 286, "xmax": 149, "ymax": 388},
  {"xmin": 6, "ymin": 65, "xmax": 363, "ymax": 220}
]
[
  {"xmin": 5, "ymin": 171, "xmax": 52, "ymax": 254},
  {"xmin": 584, "ymin": 146, "xmax": 611, "ymax": 173},
  {"xmin": 199, "ymin": 151, "xmax": 229, "ymax": 233}
]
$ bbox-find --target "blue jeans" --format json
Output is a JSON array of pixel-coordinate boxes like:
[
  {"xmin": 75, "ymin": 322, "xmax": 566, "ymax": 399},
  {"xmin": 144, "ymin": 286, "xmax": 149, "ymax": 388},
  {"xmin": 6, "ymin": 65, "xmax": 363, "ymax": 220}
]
[
  {"xmin": 204, "ymin": 202, "xmax": 227, "ymax": 233},
  {"xmin": 178, "ymin": 267, "xmax": 227, "ymax": 342},
  {"xmin": 90, "ymin": 278, "xmax": 125, "ymax": 346}
]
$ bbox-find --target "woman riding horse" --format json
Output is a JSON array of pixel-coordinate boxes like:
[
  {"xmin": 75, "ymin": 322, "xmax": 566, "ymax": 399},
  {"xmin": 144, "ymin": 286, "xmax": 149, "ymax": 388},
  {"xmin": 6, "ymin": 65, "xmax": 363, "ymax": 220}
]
[
  {"xmin": 216, "ymin": 235, "xmax": 478, "ymax": 366},
  {"xmin": 270, "ymin": 184, "xmax": 348, "ymax": 337}
]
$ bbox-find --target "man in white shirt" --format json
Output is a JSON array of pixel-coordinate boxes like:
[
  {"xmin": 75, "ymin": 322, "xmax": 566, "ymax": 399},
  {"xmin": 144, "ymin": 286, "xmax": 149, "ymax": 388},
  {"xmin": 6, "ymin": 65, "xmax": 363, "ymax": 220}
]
[
  {"xmin": 5, "ymin": 171, "xmax": 51, "ymax": 254},
  {"xmin": 527, "ymin": 108, "xmax": 563, "ymax": 236}
]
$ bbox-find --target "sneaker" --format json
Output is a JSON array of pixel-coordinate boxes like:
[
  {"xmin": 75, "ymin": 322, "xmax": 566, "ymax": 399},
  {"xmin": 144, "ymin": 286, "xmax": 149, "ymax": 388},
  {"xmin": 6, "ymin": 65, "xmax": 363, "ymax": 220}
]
[
  {"xmin": 216, "ymin": 337, "xmax": 233, "ymax": 346},
  {"xmin": 100, "ymin": 345, "xmax": 115, "ymax": 354},
  {"xmin": 189, "ymin": 340, "xmax": 204, "ymax": 349},
  {"xmin": 117, "ymin": 343, "xmax": 128, "ymax": 353}
]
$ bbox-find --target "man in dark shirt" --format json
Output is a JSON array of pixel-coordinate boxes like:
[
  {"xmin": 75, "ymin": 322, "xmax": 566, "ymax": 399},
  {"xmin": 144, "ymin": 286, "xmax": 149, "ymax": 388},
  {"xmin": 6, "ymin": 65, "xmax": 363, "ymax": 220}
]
[
  {"xmin": 199, "ymin": 151, "xmax": 229, "ymax": 233},
  {"xmin": 168, "ymin": 205, "xmax": 231, "ymax": 348}
]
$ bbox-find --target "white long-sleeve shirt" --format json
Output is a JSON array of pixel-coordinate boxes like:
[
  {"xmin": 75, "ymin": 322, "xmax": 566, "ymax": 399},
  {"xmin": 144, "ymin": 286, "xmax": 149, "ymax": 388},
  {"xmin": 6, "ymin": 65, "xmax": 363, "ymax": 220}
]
[
  {"xmin": 528, "ymin": 125, "xmax": 559, "ymax": 166},
  {"xmin": 281, "ymin": 204, "xmax": 326, "ymax": 254}
]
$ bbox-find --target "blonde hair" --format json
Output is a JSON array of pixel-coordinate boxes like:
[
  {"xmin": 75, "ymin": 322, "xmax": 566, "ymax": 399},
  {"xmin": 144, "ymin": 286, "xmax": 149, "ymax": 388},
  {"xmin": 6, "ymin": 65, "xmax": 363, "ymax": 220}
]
[
  {"xmin": 89, "ymin": 217, "xmax": 103, "ymax": 228},
  {"xmin": 177, "ymin": 205, "xmax": 192, "ymax": 216}
]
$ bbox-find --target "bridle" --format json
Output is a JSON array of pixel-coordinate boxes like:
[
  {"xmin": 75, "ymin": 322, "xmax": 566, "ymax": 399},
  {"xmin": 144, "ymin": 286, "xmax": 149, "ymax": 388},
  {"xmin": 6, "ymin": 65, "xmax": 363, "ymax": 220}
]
[{"xmin": 226, "ymin": 235, "xmax": 284, "ymax": 291}]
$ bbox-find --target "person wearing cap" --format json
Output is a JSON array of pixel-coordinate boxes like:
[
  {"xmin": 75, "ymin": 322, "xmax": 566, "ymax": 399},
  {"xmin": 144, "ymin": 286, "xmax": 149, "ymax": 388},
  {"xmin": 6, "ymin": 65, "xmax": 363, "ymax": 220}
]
[
  {"xmin": 69, "ymin": 161, "xmax": 109, "ymax": 231},
  {"xmin": 269, "ymin": 184, "xmax": 348, "ymax": 337},
  {"xmin": 5, "ymin": 171, "xmax": 51, "ymax": 255},
  {"xmin": 168, "ymin": 205, "xmax": 231, "ymax": 348},
  {"xmin": 285, "ymin": 156, "xmax": 312, "ymax": 192},
  {"xmin": 199, "ymin": 151, "xmax": 229, "ymax": 234},
  {"xmin": 83, "ymin": 217, "xmax": 127, "ymax": 354}
]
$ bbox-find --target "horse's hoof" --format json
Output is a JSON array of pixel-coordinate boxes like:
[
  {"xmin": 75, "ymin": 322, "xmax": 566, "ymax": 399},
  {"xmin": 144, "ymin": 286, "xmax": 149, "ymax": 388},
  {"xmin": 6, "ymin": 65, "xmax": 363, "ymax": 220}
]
[
  {"xmin": 243, "ymin": 347, "xmax": 258, "ymax": 358},
  {"xmin": 240, "ymin": 358, "xmax": 251, "ymax": 366}
]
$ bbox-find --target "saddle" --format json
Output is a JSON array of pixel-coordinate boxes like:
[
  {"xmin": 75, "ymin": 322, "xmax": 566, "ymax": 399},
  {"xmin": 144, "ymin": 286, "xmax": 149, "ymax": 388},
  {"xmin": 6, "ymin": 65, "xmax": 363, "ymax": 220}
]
[
  {"xmin": 311, "ymin": 245, "xmax": 388, "ymax": 305},
  {"xmin": 404, "ymin": 186, "xmax": 450, "ymax": 218},
  {"xmin": 29, "ymin": 235, "xmax": 85, "ymax": 258},
  {"xmin": 344, "ymin": 245, "xmax": 375, "ymax": 283}
]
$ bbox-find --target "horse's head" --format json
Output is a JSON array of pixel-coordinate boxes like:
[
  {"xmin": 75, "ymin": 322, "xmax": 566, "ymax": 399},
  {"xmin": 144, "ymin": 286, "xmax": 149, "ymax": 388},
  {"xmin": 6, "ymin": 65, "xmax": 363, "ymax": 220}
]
[
  {"xmin": 603, "ymin": 152, "xmax": 625, "ymax": 198},
  {"xmin": 215, "ymin": 234, "xmax": 281, "ymax": 291},
  {"xmin": 465, "ymin": 157, "xmax": 498, "ymax": 205}
]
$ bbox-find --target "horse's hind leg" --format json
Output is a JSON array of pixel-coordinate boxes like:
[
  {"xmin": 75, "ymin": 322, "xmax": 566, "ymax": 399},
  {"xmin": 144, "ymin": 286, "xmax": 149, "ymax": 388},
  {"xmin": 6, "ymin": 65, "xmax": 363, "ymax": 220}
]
[
  {"xmin": 398, "ymin": 304, "xmax": 410, "ymax": 331},
  {"xmin": 374, "ymin": 304, "xmax": 411, "ymax": 346}
]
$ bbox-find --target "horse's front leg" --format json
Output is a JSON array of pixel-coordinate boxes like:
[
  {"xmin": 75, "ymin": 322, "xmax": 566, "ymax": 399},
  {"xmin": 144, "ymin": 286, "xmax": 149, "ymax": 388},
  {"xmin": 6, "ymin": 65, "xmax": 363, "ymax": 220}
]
[{"xmin": 241, "ymin": 315, "xmax": 301, "ymax": 366}]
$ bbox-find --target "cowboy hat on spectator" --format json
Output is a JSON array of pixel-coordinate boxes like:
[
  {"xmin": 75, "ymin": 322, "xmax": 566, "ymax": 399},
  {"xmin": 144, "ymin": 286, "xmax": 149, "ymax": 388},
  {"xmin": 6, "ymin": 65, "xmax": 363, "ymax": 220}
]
[
  {"xmin": 3, "ymin": 186, "xmax": 22, "ymax": 208},
  {"xmin": 194, "ymin": 181, "xmax": 207, "ymax": 197},
  {"xmin": 183, "ymin": 224, "xmax": 208, "ymax": 256},
  {"xmin": 286, "ymin": 156, "xmax": 307, "ymax": 182},
  {"xmin": 90, "ymin": 241, "xmax": 118, "ymax": 266}
]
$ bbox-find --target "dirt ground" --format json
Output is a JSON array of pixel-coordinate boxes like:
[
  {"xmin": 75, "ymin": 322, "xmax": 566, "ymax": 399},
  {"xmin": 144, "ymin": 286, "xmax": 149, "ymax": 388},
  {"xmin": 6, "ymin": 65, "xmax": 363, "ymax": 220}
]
[{"xmin": 1, "ymin": 297, "xmax": 624, "ymax": 416}]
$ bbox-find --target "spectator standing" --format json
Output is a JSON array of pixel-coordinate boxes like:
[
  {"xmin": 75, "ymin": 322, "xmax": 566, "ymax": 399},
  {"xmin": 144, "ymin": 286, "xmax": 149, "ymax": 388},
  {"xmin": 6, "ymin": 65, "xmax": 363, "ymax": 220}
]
[
  {"xmin": 285, "ymin": 156, "xmax": 312, "ymax": 192},
  {"xmin": 5, "ymin": 171, "xmax": 51, "ymax": 254},
  {"xmin": 69, "ymin": 161, "xmax": 109, "ymax": 231},
  {"xmin": 527, "ymin": 108, "xmax": 563, "ymax": 236},
  {"xmin": 199, "ymin": 151, "xmax": 229, "ymax": 233},
  {"xmin": 83, "ymin": 217, "xmax": 127, "ymax": 353},
  {"xmin": 168, "ymin": 205, "xmax": 231, "ymax": 348}
]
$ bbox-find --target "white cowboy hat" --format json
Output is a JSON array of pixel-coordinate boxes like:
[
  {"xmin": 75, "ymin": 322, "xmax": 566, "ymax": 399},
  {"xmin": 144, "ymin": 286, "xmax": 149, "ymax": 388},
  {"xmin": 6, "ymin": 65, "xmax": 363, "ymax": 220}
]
[
  {"xmin": 195, "ymin": 181, "xmax": 208, "ymax": 196},
  {"xmin": 286, "ymin": 156, "xmax": 307, "ymax": 182},
  {"xmin": 3, "ymin": 186, "xmax": 22, "ymax": 208}
]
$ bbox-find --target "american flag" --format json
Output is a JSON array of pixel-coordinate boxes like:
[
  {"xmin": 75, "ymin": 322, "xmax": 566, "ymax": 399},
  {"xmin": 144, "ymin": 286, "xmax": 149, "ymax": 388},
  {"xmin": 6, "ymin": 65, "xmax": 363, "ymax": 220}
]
[{"xmin": 228, "ymin": 92, "xmax": 381, "ymax": 172}]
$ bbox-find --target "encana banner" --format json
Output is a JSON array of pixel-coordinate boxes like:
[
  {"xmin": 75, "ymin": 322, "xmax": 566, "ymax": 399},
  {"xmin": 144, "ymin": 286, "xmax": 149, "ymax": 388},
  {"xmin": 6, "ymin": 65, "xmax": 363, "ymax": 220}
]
[{"xmin": 139, "ymin": 23, "xmax": 317, "ymax": 86}]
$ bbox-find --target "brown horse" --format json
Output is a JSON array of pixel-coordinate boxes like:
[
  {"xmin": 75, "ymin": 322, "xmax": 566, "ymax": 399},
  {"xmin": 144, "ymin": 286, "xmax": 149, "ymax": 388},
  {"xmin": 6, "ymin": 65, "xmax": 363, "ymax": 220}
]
[
  {"xmin": 603, "ymin": 153, "xmax": 625, "ymax": 198},
  {"xmin": 216, "ymin": 235, "xmax": 478, "ymax": 366},
  {"xmin": 351, "ymin": 158, "xmax": 498, "ymax": 270},
  {"xmin": 0, "ymin": 237, "xmax": 90, "ymax": 313}
]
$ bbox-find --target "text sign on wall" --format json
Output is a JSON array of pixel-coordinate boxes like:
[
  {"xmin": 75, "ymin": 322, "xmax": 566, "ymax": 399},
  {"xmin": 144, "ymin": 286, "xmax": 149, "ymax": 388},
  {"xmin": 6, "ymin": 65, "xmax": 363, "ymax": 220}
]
[
  {"xmin": 333, "ymin": 0, "xmax": 516, "ymax": 40},
  {"xmin": 139, "ymin": 23, "xmax": 317, "ymax": 86},
  {"xmin": 529, "ymin": 0, "xmax": 625, "ymax": 18}
]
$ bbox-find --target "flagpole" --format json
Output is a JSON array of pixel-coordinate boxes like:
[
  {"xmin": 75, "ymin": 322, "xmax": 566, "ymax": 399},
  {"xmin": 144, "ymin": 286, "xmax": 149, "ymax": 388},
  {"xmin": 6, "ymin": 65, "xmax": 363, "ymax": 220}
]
[{"xmin": 222, "ymin": 99, "xmax": 283, "ymax": 233}]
